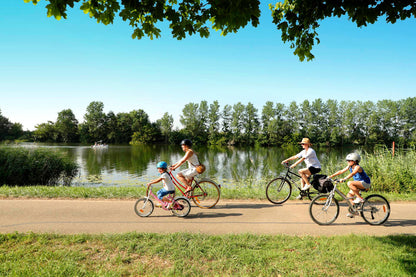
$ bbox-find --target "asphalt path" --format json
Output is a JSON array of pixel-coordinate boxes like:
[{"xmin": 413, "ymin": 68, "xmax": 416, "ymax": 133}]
[{"xmin": 1, "ymin": 199, "xmax": 415, "ymax": 236}]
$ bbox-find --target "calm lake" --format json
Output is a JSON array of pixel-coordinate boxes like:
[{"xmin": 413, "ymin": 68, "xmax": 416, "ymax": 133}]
[{"xmin": 21, "ymin": 143, "xmax": 360, "ymax": 188}]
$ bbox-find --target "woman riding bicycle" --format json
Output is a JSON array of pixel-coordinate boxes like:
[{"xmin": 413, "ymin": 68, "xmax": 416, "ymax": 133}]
[
  {"xmin": 169, "ymin": 139, "xmax": 201, "ymax": 194},
  {"xmin": 281, "ymin": 138, "xmax": 321, "ymax": 197}
]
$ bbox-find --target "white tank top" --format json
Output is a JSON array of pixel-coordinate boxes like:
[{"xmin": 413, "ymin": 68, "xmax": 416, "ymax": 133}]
[{"xmin": 187, "ymin": 152, "xmax": 200, "ymax": 168}]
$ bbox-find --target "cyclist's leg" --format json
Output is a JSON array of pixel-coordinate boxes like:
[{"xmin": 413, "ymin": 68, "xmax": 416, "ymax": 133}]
[
  {"xmin": 177, "ymin": 171, "xmax": 191, "ymax": 192},
  {"xmin": 348, "ymin": 181, "xmax": 366, "ymax": 203},
  {"xmin": 298, "ymin": 168, "xmax": 311, "ymax": 188}
]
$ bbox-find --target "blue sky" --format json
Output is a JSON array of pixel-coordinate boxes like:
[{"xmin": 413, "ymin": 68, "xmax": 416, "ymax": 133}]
[{"xmin": 1, "ymin": 1, "xmax": 415, "ymax": 130}]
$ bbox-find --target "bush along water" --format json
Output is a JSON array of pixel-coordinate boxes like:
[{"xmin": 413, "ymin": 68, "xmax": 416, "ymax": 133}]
[
  {"xmin": 0, "ymin": 147, "xmax": 79, "ymax": 186},
  {"xmin": 322, "ymin": 147, "xmax": 416, "ymax": 194}
]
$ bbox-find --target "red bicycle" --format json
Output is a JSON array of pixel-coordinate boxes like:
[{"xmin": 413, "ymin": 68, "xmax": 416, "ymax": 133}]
[{"xmin": 168, "ymin": 171, "xmax": 221, "ymax": 209}]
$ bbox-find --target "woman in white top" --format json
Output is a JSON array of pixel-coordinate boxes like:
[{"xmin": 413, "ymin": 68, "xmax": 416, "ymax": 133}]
[
  {"xmin": 170, "ymin": 139, "xmax": 200, "ymax": 193},
  {"xmin": 281, "ymin": 138, "xmax": 321, "ymax": 192}
]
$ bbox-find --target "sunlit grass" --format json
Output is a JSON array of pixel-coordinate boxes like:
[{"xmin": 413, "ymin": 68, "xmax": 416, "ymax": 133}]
[{"xmin": 1, "ymin": 233, "xmax": 415, "ymax": 276}]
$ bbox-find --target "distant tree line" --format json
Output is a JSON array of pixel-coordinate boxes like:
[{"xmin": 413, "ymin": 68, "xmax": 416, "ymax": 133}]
[
  {"xmin": 0, "ymin": 109, "xmax": 27, "ymax": 141},
  {"xmin": 2, "ymin": 98, "xmax": 416, "ymax": 147}
]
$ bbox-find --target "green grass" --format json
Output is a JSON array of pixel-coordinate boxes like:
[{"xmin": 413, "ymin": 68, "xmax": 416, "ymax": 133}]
[
  {"xmin": 1, "ymin": 184, "xmax": 416, "ymax": 201},
  {"xmin": 1, "ymin": 232, "xmax": 415, "ymax": 276}
]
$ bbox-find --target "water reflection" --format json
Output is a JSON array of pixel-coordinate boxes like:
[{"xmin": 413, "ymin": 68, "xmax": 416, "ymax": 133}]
[{"xmin": 18, "ymin": 143, "xmax": 359, "ymax": 187}]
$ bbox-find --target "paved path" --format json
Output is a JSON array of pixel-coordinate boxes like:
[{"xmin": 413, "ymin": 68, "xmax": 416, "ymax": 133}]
[{"xmin": 1, "ymin": 199, "xmax": 415, "ymax": 236}]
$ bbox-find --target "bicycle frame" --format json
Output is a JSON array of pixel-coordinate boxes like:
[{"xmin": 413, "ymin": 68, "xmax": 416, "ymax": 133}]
[
  {"xmin": 324, "ymin": 182, "xmax": 357, "ymax": 212},
  {"xmin": 144, "ymin": 185, "xmax": 174, "ymax": 210},
  {"xmin": 168, "ymin": 171, "xmax": 215, "ymax": 199}
]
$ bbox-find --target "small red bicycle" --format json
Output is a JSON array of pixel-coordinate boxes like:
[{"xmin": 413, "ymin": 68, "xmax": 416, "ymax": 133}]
[{"xmin": 134, "ymin": 184, "xmax": 191, "ymax": 217}]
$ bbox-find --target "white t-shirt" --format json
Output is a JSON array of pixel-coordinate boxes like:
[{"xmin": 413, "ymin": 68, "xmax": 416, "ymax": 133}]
[
  {"xmin": 297, "ymin": 148, "xmax": 321, "ymax": 169},
  {"xmin": 161, "ymin": 172, "xmax": 175, "ymax": 191}
]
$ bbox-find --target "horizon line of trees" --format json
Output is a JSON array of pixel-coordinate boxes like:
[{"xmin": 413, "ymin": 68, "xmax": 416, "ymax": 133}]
[{"xmin": 1, "ymin": 97, "xmax": 416, "ymax": 147}]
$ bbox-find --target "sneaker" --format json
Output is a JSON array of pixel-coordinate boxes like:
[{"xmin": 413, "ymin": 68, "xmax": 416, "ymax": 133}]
[
  {"xmin": 301, "ymin": 184, "xmax": 311, "ymax": 191},
  {"xmin": 346, "ymin": 211, "xmax": 359, "ymax": 218},
  {"xmin": 353, "ymin": 197, "xmax": 364, "ymax": 204},
  {"xmin": 295, "ymin": 195, "xmax": 303, "ymax": 200},
  {"xmin": 166, "ymin": 202, "xmax": 173, "ymax": 209}
]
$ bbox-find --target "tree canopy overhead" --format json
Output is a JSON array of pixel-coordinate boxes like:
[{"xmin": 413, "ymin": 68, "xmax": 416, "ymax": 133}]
[{"xmin": 25, "ymin": 0, "xmax": 416, "ymax": 61}]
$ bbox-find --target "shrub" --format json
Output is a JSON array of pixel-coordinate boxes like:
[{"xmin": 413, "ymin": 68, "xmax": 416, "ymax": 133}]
[{"xmin": 0, "ymin": 147, "xmax": 79, "ymax": 186}]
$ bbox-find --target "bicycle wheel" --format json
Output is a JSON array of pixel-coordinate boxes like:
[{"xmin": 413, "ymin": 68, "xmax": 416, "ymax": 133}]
[
  {"xmin": 134, "ymin": 198, "xmax": 154, "ymax": 217},
  {"xmin": 265, "ymin": 177, "xmax": 292, "ymax": 204},
  {"xmin": 309, "ymin": 194, "xmax": 339, "ymax": 225},
  {"xmin": 171, "ymin": 197, "xmax": 191, "ymax": 217},
  {"xmin": 361, "ymin": 194, "xmax": 390, "ymax": 225},
  {"xmin": 191, "ymin": 179, "xmax": 220, "ymax": 209}
]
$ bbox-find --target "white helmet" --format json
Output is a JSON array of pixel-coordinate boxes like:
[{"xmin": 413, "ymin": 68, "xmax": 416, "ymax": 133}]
[{"xmin": 346, "ymin": 153, "xmax": 361, "ymax": 163}]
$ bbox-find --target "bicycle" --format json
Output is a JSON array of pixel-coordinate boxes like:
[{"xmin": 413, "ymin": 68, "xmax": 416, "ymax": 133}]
[
  {"xmin": 134, "ymin": 184, "xmax": 191, "ymax": 217},
  {"xmin": 309, "ymin": 179, "xmax": 391, "ymax": 225},
  {"xmin": 168, "ymin": 171, "xmax": 221, "ymax": 209},
  {"xmin": 266, "ymin": 162, "xmax": 320, "ymax": 204}
]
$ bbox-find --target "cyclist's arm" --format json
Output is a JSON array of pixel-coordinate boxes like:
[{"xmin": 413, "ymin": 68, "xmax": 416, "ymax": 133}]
[
  {"xmin": 282, "ymin": 155, "xmax": 298, "ymax": 165},
  {"xmin": 328, "ymin": 166, "xmax": 349, "ymax": 179},
  {"xmin": 291, "ymin": 157, "xmax": 305, "ymax": 168},
  {"xmin": 170, "ymin": 149, "xmax": 194, "ymax": 170},
  {"xmin": 340, "ymin": 165, "xmax": 361, "ymax": 182},
  {"xmin": 147, "ymin": 177, "xmax": 163, "ymax": 186}
]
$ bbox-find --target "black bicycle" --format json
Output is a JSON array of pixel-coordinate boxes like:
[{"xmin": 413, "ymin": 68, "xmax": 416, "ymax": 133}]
[{"xmin": 266, "ymin": 163, "xmax": 320, "ymax": 204}]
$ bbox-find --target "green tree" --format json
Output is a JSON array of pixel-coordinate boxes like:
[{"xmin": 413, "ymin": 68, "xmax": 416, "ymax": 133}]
[
  {"xmin": 33, "ymin": 121, "xmax": 59, "ymax": 142},
  {"xmin": 55, "ymin": 109, "xmax": 79, "ymax": 142},
  {"xmin": 180, "ymin": 102, "xmax": 200, "ymax": 140},
  {"xmin": 285, "ymin": 101, "xmax": 301, "ymax": 143},
  {"xmin": 26, "ymin": 1, "xmax": 415, "ymax": 61},
  {"xmin": 106, "ymin": 111, "xmax": 119, "ymax": 143},
  {"xmin": 271, "ymin": 1, "xmax": 416, "ymax": 61},
  {"xmin": 400, "ymin": 97, "xmax": 416, "ymax": 146},
  {"xmin": 260, "ymin": 101, "xmax": 275, "ymax": 145},
  {"xmin": 326, "ymin": 99, "xmax": 341, "ymax": 145},
  {"xmin": 231, "ymin": 102, "xmax": 245, "ymax": 145},
  {"xmin": 221, "ymin": 104, "xmax": 233, "ymax": 144},
  {"xmin": 0, "ymin": 110, "xmax": 13, "ymax": 141},
  {"xmin": 207, "ymin": 100, "xmax": 221, "ymax": 145},
  {"xmin": 243, "ymin": 102, "xmax": 259, "ymax": 145},
  {"xmin": 198, "ymin": 100, "xmax": 209, "ymax": 143},
  {"xmin": 82, "ymin": 101, "xmax": 107, "ymax": 143},
  {"xmin": 157, "ymin": 112, "xmax": 174, "ymax": 143}
]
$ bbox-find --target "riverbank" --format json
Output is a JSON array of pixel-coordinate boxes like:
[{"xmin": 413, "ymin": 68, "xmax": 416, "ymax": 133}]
[{"xmin": 1, "ymin": 185, "xmax": 416, "ymax": 201}]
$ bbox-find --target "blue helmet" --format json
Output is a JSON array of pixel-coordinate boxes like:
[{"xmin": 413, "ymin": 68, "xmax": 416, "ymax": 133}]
[{"xmin": 157, "ymin": 161, "xmax": 168, "ymax": 169}]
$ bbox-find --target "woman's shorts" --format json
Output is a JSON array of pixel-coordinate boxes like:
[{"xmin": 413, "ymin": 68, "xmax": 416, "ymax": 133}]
[
  {"xmin": 157, "ymin": 188, "xmax": 175, "ymax": 200},
  {"xmin": 179, "ymin": 167, "xmax": 198, "ymax": 179},
  {"xmin": 308, "ymin": 167, "xmax": 321, "ymax": 175},
  {"xmin": 361, "ymin": 181, "xmax": 371, "ymax": 190}
]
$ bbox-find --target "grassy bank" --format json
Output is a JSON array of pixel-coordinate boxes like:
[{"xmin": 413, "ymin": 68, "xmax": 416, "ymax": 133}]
[
  {"xmin": 1, "ymin": 184, "xmax": 416, "ymax": 201},
  {"xmin": 1, "ymin": 232, "xmax": 415, "ymax": 276}
]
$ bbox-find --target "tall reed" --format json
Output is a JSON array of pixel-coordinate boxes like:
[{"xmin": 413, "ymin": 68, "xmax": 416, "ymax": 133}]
[
  {"xmin": 0, "ymin": 147, "xmax": 79, "ymax": 186},
  {"xmin": 319, "ymin": 147, "xmax": 416, "ymax": 193}
]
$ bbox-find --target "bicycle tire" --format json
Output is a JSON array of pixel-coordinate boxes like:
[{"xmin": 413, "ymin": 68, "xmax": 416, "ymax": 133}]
[
  {"xmin": 265, "ymin": 177, "xmax": 292, "ymax": 204},
  {"xmin": 360, "ymin": 194, "xmax": 390, "ymax": 225},
  {"xmin": 309, "ymin": 194, "xmax": 339, "ymax": 225},
  {"xmin": 134, "ymin": 198, "xmax": 154, "ymax": 217},
  {"xmin": 171, "ymin": 196, "xmax": 191, "ymax": 217},
  {"xmin": 191, "ymin": 179, "xmax": 220, "ymax": 209}
]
